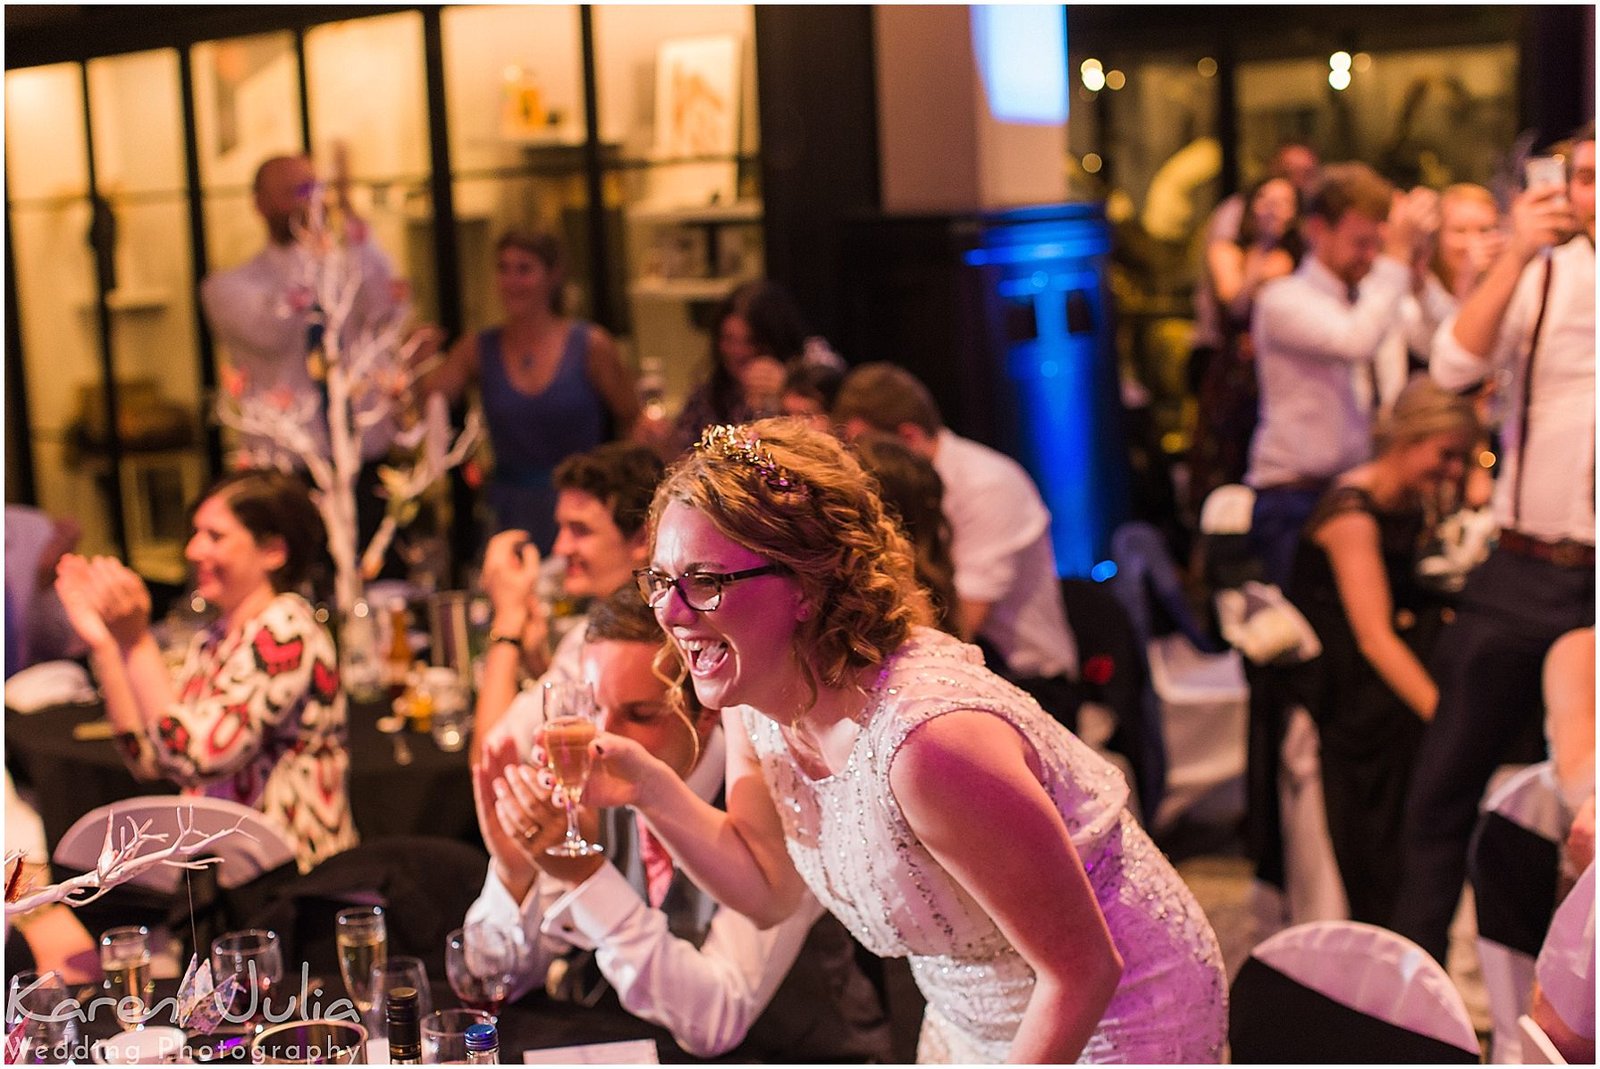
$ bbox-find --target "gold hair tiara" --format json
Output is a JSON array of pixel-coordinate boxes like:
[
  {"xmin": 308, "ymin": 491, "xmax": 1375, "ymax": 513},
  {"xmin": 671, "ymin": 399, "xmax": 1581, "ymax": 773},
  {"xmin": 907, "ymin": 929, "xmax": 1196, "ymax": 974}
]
[{"xmin": 695, "ymin": 425, "xmax": 801, "ymax": 493}]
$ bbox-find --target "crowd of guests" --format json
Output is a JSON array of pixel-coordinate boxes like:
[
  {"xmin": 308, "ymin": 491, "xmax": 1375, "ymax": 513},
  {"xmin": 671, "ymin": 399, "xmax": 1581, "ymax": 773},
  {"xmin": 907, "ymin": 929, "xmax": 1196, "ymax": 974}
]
[{"xmin": 7, "ymin": 124, "xmax": 1594, "ymax": 1062}]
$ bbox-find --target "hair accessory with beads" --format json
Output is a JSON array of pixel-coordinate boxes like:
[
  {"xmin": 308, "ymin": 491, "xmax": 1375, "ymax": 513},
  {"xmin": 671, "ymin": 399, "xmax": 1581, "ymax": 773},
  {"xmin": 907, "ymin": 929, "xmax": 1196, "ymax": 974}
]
[{"xmin": 695, "ymin": 424, "xmax": 802, "ymax": 493}]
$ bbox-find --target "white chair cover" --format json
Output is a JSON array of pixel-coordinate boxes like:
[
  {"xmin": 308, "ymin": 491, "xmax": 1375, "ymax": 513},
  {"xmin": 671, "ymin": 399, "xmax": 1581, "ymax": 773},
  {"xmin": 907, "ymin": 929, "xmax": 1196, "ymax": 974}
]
[
  {"xmin": 1249, "ymin": 919, "xmax": 1480, "ymax": 1055},
  {"xmin": 53, "ymin": 796, "xmax": 296, "ymax": 893},
  {"xmin": 1475, "ymin": 762, "xmax": 1568, "ymax": 1063},
  {"xmin": 1147, "ymin": 632, "xmax": 1248, "ymax": 830},
  {"xmin": 1278, "ymin": 705, "xmax": 1349, "ymax": 925}
]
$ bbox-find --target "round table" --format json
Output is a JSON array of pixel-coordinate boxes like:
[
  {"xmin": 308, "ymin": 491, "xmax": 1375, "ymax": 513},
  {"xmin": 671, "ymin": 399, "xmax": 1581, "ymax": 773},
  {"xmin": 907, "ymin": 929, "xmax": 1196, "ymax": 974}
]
[{"xmin": 4, "ymin": 700, "xmax": 478, "ymax": 857}]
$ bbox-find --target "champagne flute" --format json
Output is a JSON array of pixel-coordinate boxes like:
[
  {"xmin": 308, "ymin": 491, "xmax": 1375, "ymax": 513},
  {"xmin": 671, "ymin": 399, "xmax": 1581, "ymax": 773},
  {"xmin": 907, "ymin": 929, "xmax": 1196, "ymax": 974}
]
[
  {"xmin": 445, "ymin": 924, "xmax": 524, "ymax": 1021},
  {"xmin": 6, "ymin": 970, "xmax": 78, "ymax": 1063},
  {"xmin": 541, "ymin": 678, "xmax": 603, "ymax": 857},
  {"xmin": 99, "ymin": 925, "xmax": 153, "ymax": 1031},
  {"xmin": 334, "ymin": 906, "xmax": 388, "ymax": 1017}
]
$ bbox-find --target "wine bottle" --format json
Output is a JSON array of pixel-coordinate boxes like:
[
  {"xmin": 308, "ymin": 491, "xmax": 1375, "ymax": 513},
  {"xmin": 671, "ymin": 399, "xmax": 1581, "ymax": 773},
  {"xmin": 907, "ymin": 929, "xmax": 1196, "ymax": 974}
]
[{"xmin": 385, "ymin": 986, "xmax": 422, "ymax": 1065}]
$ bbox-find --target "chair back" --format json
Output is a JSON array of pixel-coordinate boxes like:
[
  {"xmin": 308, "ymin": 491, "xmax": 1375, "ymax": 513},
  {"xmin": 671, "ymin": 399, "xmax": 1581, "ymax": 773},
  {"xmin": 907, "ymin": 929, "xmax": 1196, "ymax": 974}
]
[
  {"xmin": 1229, "ymin": 920, "xmax": 1480, "ymax": 1062},
  {"xmin": 1470, "ymin": 762, "xmax": 1567, "ymax": 1063},
  {"xmin": 53, "ymin": 796, "xmax": 297, "ymax": 893}
]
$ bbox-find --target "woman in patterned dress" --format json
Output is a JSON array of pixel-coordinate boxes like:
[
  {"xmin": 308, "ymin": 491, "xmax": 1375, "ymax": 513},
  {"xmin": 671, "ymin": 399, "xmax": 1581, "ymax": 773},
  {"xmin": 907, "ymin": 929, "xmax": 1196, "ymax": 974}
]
[
  {"xmin": 582, "ymin": 420, "xmax": 1226, "ymax": 1063},
  {"xmin": 55, "ymin": 470, "xmax": 355, "ymax": 872}
]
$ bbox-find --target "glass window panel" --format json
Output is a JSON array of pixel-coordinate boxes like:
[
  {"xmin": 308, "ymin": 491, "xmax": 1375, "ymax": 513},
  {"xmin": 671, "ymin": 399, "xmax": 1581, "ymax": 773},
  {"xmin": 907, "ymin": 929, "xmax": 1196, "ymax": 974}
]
[
  {"xmin": 88, "ymin": 49, "xmax": 187, "ymax": 193},
  {"xmin": 191, "ymin": 33, "xmax": 303, "ymax": 191},
  {"xmin": 191, "ymin": 32, "xmax": 303, "ymax": 270},
  {"xmin": 87, "ymin": 48, "xmax": 208, "ymax": 581},
  {"xmin": 5, "ymin": 64, "xmax": 90, "ymax": 200},
  {"xmin": 8, "ymin": 198, "xmax": 113, "ymax": 554},
  {"xmin": 592, "ymin": 6, "xmax": 761, "ymax": 399},
  {"xmin": 305, "ymin": 12, "xmax": 435, "ymax": 321},
  {"xmin": 442, "ymin": 5, "xmax": 590, "ymax": 335}
]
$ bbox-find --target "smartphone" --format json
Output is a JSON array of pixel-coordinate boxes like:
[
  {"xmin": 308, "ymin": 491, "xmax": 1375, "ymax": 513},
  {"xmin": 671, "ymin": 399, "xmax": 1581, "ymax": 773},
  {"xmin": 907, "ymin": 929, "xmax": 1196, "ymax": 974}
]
[{"xmin": 1525, "ymin": 154, "xmax": 1567, "ymax": 192}]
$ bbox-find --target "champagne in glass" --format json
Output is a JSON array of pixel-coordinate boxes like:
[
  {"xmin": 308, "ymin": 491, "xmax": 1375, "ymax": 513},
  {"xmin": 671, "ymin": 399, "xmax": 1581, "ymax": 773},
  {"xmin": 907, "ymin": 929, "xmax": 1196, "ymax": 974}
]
[
  {"xmin": 542, "ymin": 679, "xmax": 603, "ymax": 857},
  {"xmin": 335, "ymin": 906, "xmax": 389, "ymax": 1016},
  {"xmin": 99, "ymin": 926, "xmax": 153, "ymax": 1030}
]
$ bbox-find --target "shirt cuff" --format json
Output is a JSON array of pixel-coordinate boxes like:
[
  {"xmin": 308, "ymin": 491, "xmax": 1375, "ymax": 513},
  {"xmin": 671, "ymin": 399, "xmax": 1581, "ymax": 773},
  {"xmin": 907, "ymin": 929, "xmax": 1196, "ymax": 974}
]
[{"xmin": 540, "ymin": 863, "xmax": 646, "ymax": 952}]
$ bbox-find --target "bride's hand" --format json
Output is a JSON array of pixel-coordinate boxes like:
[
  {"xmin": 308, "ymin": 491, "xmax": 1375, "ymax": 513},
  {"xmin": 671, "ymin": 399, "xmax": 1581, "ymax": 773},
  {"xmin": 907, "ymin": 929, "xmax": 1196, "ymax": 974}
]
[{"xmin": 582, "ymin": 731, "xmax": 675, "ymax": 810}]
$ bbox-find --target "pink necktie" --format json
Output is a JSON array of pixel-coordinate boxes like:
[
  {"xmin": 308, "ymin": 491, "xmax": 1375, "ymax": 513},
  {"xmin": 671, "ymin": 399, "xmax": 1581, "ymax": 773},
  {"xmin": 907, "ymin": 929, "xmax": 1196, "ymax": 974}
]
[{"xmin": 636, "ymin": 815, "xmax": 674, "ymax": 908}]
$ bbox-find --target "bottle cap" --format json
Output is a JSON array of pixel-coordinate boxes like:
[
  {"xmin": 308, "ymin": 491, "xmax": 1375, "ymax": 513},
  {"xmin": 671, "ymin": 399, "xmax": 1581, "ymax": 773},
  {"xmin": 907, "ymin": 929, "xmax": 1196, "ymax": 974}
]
[{"xmin": 464, "ymin": 1023, "xmax": 498, "ymax": 1052}]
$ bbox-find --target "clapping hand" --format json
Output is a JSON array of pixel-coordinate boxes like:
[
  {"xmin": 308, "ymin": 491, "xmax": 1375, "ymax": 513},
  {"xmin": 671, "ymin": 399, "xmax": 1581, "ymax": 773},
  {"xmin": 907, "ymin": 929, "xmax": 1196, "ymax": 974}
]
[
  {"xmin": 54, "ymin": 554, "xmax": 151, "ymax": 653},
  {"xmin": 480, "ymin": 530, "xmax": 549, "ymax": 669},
  {"xmin": 738, "ymin": 356, "xmax": 787, "ymax": 415}
]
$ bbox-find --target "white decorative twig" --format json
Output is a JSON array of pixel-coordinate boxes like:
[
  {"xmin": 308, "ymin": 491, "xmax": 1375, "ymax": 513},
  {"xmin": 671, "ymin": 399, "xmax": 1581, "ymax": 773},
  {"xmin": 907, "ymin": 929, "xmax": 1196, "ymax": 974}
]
[
  {"xmin": 211, "ymin": 154, "xmax": 480, "ymax": 615},
  {"xmin": 5, "ymin": 809, "xmax": 258, "ymax": 918}
]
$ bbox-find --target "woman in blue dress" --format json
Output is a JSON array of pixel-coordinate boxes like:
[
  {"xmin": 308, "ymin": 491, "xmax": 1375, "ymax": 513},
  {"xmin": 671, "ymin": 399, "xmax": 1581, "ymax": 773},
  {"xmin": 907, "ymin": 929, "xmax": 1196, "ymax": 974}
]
[{"xmin": 426, "ymin": 228, "xmax": 640, "ymax": 551}]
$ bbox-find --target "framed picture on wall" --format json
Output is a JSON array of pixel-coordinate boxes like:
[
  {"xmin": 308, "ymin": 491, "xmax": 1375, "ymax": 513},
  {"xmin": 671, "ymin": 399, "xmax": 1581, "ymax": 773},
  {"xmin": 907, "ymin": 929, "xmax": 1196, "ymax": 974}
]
[{"xmin": 650, "ymin": 34, "xmax": 742, "ymax": 206}]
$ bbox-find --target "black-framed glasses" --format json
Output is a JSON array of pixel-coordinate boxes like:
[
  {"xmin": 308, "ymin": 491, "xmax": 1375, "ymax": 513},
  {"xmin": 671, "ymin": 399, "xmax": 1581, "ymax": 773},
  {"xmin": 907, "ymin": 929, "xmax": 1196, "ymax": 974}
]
[{"xmin": 633, "ymin": 565, "xmax": 782, "ymax": 612}]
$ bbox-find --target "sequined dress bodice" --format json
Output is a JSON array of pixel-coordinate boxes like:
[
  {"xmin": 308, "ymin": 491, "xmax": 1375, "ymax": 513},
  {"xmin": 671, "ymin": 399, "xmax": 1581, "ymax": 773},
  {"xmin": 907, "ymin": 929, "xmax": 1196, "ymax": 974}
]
[{"xmin": 740, "ymin": 629, "xmax": 1226, "ymax": 1063}]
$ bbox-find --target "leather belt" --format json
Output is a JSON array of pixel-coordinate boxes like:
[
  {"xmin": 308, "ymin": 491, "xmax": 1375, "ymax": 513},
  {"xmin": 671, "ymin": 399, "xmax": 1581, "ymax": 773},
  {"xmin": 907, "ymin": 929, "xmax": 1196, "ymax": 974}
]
[{"xmin": 1498, "ymin": 529, "xmax": 1595, "ymax": 569}]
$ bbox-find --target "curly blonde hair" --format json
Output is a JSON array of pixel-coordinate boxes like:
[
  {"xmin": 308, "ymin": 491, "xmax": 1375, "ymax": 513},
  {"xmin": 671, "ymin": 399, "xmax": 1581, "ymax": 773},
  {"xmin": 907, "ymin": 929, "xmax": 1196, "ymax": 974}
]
[{"xmin": 650, "ymin": 418, "xmax": 933, "ymax": 698}]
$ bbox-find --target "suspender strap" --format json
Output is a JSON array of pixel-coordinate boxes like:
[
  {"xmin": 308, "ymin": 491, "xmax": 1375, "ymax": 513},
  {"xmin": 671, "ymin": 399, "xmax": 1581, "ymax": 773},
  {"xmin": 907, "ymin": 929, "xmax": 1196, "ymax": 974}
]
[{"xmin": 1511, "ymin": 254, "xmax": 1556, "ymax": 529}]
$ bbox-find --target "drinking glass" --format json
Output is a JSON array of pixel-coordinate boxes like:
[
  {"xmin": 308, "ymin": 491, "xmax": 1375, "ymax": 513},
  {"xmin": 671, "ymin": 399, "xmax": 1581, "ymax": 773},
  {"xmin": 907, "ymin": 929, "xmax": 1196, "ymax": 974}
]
[
  {"xmin": 445, "ymin": 924, "xmax": 524, "ymax": 1021},
  {"xmin": 421, "ymin": 1008, "xmax": 493, "ymax": 1063},
  {"xmin": 5, "ymin": 970, "xmax": 78, "ymax": 1063},
  {"xmin": 99, "ymin": 925, "xmax": 154, "ymax": 1030},
  {"xmin": 250, "ymin": 1019, "xmax": 367, "ymax": 1065},
  {"xmin": 334, "ymin": 906, "xmax": 388, "ymax": 1017},
  {"xmin": 541, "ymin": 679, "xmax": 603, "ymax": 857},
  {"xmin": 367, "ymin": 955, "xmax": 430, "ymax": 1044},
  {"xmin": 211, "ymin": 929, "xmax": 284, "ymax": 1025},
  {"xmin": 423, "ymin": 666, "xmax": 470, "ymax": 753}
]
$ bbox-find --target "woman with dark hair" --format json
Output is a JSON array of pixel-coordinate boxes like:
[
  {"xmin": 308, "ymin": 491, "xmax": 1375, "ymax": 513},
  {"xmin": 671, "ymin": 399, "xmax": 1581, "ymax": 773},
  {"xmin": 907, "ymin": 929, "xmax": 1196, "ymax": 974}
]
[
  {"xmin": 55, "ymin": 470, "xmax": 356, "ymax": 872},
  {"xmin": 1187, "ymin": 175, "xmax": 1304, "ymax": 515},
  {"xmin": 666, "ymin": 280, "xmax": 821, "ymax": 456},
  {"xmin": 425, "ymin": 228, "xmax": 640, "ymax": 551}
]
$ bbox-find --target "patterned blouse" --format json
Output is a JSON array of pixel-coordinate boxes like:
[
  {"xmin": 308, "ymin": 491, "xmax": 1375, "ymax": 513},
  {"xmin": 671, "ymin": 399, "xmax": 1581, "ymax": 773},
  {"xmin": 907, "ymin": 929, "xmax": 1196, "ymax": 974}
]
[{"xmin": 116, "ymin": 592, "xmax": 357, "ymax": 872}]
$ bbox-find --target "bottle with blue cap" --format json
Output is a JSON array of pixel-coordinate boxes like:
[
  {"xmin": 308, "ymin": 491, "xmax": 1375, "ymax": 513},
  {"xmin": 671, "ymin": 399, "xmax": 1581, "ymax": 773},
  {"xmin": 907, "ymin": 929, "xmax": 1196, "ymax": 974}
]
[{"xmin": 464, "ymin": 1021, "xmax": 499, "ymax": 1064}]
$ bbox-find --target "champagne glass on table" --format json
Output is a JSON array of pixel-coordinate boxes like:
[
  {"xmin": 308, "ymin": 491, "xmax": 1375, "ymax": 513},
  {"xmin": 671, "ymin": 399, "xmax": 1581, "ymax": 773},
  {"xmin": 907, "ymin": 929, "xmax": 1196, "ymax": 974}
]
[
  {"xmin": 541, "ymin": 679, "xmax": 603, "ymax": 857},
  {"xmin": 445, "ymin": 924, "xmax": 525, "ymax": 1021},
  {"xmin": 99, "ymin": 925, "xmax": 154, "ymax": 1030},
  {"xmin": 335, "ymin": 906, "xmax": 388, "ymax": 1018}
]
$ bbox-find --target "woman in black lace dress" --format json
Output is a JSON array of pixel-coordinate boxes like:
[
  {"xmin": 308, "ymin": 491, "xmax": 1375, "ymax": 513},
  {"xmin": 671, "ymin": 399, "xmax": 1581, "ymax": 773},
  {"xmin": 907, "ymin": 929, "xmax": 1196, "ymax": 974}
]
[{"xmin": 1286, "ymin": 377, "xmax": 1479, "ymax": 925}]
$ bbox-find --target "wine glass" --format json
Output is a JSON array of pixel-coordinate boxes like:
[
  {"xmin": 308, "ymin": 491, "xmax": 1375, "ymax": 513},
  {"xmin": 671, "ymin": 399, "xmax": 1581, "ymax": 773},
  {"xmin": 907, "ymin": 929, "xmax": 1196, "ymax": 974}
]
[
  {"xmin": 99, "ymin": 925, "xmax": 154, "ymax": 1031},
  {"xmin": 368, "ymin": 955, "xmax": 430, "ymax": 1044},
  {"xmin": 541, "ymin": 678, "xmax": 603, "ymax": 857},
  {"xmin": 5, "ymin": 970, "xmax": 78, "ymax": 1063},
  {"xmin": 211, "ymin": 929, "xmax": 284, "ymax": 1025},
  {"xmin": 445, "ymin": 923, "xmax": 525, "ymax": 1021},
  {"xmin": 334, "ymin": 906, "xmax": 388, "ymax": 1017}
]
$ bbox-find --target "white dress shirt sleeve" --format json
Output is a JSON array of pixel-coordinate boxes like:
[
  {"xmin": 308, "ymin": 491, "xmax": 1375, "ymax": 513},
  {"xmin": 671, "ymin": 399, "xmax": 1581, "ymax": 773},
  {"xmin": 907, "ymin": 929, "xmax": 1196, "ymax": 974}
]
[
  {"xmin": 463, "ymin": 865, "xmax": 574, "ymax": 1004},
  {"xmin": 1429, "ymin": 254, "xmax": 1540, "ymax": 390},
  {"xmin": 1255, "ymin": 255, "xmax": 1413, "ymax": 366},
  {"xmin": 200, "ymin": 262, "xmax": 306, "ymax": 360},
  {"xmin": 540, "ymin": 864, "xmax": 825, "ymax": 1058}
]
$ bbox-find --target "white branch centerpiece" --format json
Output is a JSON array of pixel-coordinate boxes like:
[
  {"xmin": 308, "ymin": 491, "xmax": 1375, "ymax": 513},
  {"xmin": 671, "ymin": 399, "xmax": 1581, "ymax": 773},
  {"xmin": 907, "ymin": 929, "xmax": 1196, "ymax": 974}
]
[
  {"xmin": 214, "ymin": 183, "xmax": 480, "ymax": 618},
  {"xmin": 4, "ymin": 809, "xmax": 251, "ymax": 918}
]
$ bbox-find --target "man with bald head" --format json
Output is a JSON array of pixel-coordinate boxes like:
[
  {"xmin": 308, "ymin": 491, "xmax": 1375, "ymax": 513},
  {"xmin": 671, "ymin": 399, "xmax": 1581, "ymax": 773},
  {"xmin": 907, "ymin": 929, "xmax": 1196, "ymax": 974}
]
[{"xmin": 200, "ymin": 153, "xmax": 402, "ymax": 468}]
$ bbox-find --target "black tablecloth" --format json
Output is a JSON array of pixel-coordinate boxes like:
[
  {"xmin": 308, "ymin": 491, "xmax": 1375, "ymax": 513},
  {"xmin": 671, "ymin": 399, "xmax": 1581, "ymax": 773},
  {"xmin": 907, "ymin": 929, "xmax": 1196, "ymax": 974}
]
[
  {"xmin": 45, "ymin": 975, "xmax": 716, "ymax": 1064},
  {"xmin": 4, "ymin": 701, "xmax": 478, "ymax": 856}
]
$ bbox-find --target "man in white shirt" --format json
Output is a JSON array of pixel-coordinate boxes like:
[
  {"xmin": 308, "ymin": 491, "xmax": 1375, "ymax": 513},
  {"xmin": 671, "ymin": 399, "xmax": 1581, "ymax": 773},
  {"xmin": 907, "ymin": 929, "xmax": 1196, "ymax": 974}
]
[
  {"xmin": 833, "ymin": 364, "xmax": 1081, "ymax": 719},
  {"xmin": 472, "ymin": 443, "xmax": 665, "ymax": 753},
  {"xmin": 1394, "ymin": 132, "xmax": 1596, "ymax": 963},
  {"xmin": 201, "ymin": 155, "xmax": 405, "ymax": 466},
  {"xmin": 466, "ymin": 588, "xmax": 890, "ymax": 1060},
  {"xmin": 1244, "ymin": 162, "xmax": 1433, "ymax": 585}
]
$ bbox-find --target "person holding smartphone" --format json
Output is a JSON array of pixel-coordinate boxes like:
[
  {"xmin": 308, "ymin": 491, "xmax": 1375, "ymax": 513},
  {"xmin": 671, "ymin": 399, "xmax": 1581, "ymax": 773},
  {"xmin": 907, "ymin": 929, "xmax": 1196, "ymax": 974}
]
[{"xmin": 1395, "ymin": 125, "xmax": 1595, "ymax": 964}]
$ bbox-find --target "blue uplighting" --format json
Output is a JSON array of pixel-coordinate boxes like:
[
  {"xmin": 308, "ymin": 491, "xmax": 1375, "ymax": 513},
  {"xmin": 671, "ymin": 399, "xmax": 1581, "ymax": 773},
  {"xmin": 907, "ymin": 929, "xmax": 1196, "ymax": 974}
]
[
  {"xmin": 971, "ymin": 6, "xmax": 1068, "ymax": 125},
  {"xmin": 1091, "ymin": 560, "xmax": 1119, "ymax": 583}
]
